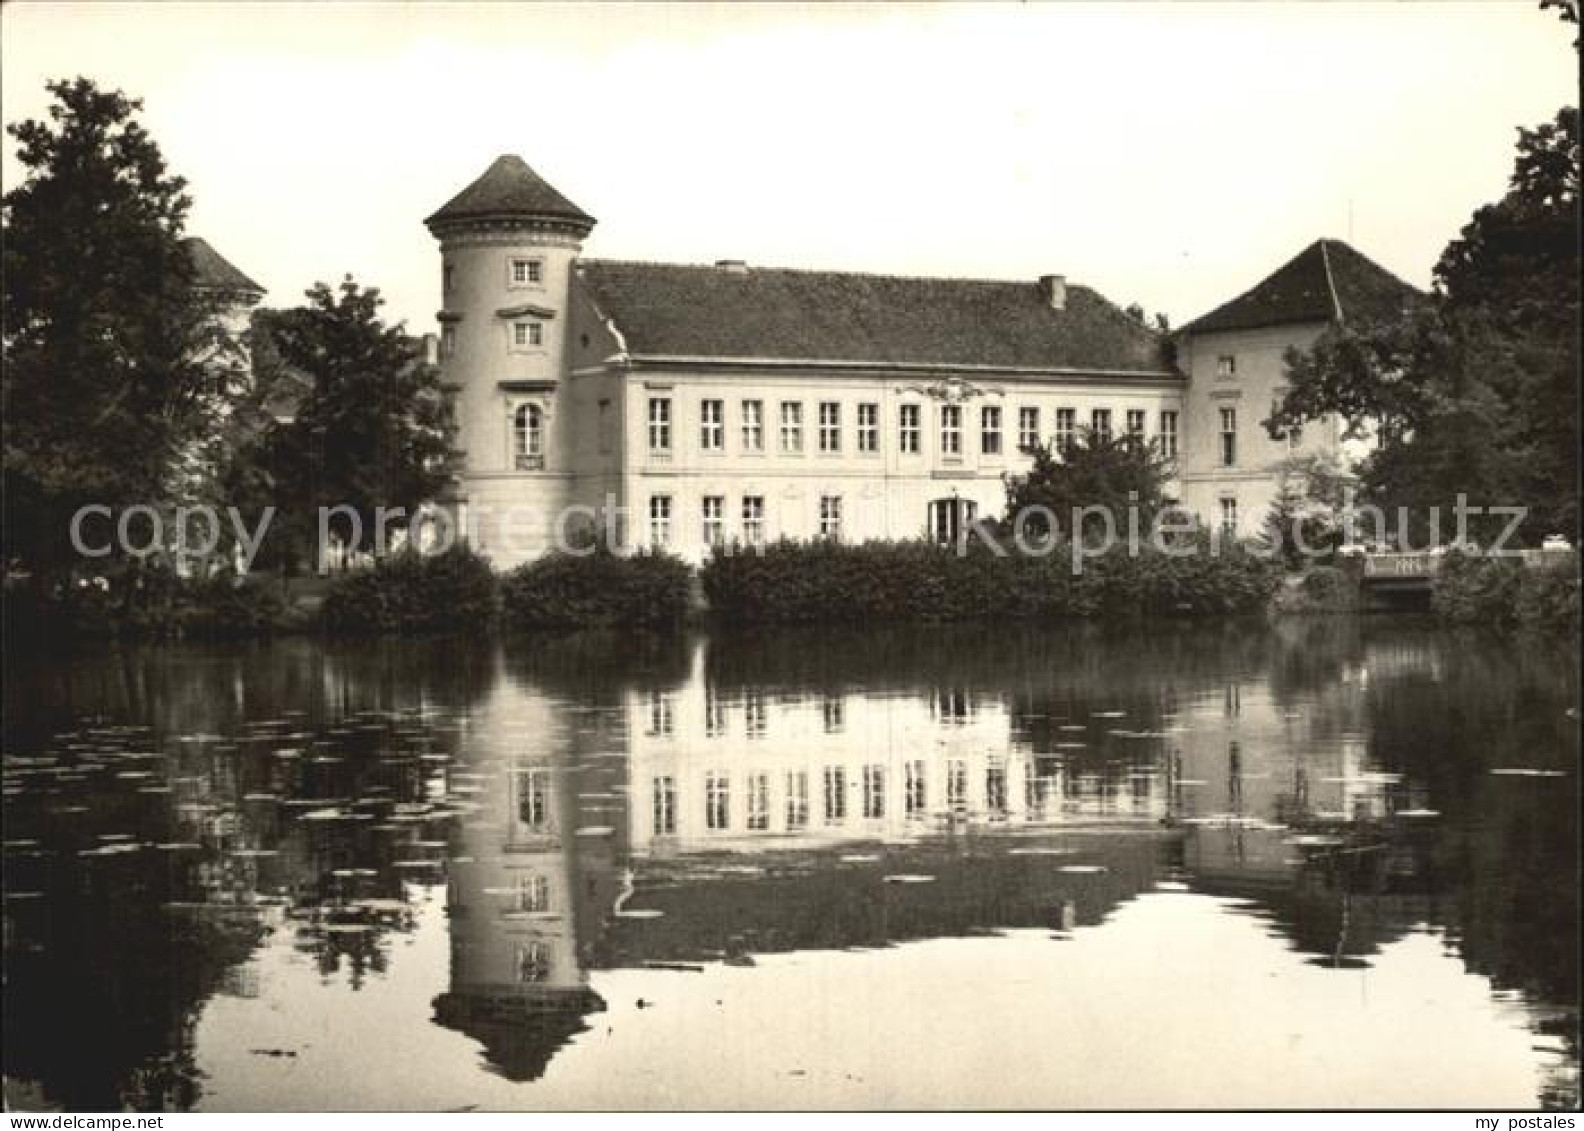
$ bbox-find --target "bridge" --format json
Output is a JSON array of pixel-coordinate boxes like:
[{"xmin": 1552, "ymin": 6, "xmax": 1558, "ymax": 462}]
[{"xmin": 1353, "ymin": 547, "xmax": 1576, "ymax": 604}]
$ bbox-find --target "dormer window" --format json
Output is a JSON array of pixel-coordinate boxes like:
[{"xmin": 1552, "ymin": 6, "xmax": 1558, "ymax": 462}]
[
  {"xmin": 509, "ymin": 257, "xmax": 544, "ymax": 287},
  {"xmin": 512, "ymin": 321, "xmax": 543, "ymax": 349}
]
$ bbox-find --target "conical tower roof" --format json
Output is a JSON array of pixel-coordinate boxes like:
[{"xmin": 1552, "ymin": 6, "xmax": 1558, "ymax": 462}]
[
  {"xmin": 425, "ymin": 155, "xmax": 594, "ymax": 234},
  {"xmin": 181, "ymin": 236, "xmax": 264, "ymax": 298}
]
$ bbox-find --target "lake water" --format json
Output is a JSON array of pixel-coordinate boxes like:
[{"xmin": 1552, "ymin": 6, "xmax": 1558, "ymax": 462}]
[{"xmin": 2, "ymin": 620, "xmax": 1577, "ymax": 1111}]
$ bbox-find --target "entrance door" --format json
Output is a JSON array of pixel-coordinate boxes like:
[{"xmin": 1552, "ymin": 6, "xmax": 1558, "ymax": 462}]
[{"xmin": 929, "ymin": 497, "xmax": 977, "ymax": 544}]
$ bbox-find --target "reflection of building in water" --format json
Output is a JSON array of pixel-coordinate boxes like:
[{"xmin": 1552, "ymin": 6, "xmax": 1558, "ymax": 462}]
[
  {"xmin": 625, "ymin": 645, "xmax": 1170, "ymax": 854},
  {"xmin": 432, "ymin": 710, "xmax": 609, "ymax": 1082}
]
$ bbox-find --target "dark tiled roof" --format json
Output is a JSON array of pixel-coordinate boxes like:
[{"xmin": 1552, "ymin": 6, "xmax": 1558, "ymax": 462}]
[
  {"xmin": 576, "ymin": 260, "xmax": 1174, "ymax": 373},
  {"xmin": 1180, "ymin": 238, "xmax": 1422, "ymax": 335},
  {"xmin": 425, "ymin": 155, "xmax": 594, "ymax": 230},
  {"xmin": 181, "ymin": 236, "xmax": 264, "ymax": 297}
]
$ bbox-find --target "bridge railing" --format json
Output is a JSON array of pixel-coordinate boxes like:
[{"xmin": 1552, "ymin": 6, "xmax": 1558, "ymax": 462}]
[{"xmin": 1361, "ymin": 552, "xmax": 1439, "ymax": 579}]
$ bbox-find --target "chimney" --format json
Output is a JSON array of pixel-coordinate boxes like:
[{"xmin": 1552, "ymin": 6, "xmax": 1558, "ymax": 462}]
[
  {"xmin": 1038, "ymin": 274, "xmax": 1067, "ymax": 310},
  {"xmin": 715, "ymin": 259, "xmax": 749, "ymax": 274}
]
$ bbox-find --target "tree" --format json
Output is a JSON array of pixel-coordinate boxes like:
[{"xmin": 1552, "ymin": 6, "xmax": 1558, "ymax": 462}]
[
  {"xmin": 2, "ymin": 78, "xmax": 218, "ymax": 581},
  {"xmin": 1269, "ymin": 104, "xmax": 1579, "ymax": 546},
  {"xmin": 1001, "ymin": 427, "xmax": 1173, "ymax": 543},
  {"xmin": 241, "ymin": 278, "xmax": 457, "ymax": 568},
  {"xmin": 1260, "ymin": 454, "xmax": 1353, "ymax": 567}
]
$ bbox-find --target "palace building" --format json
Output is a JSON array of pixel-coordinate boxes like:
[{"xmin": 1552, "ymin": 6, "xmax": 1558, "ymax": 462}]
[{"xmin": 425, "ymin": 155, "xmax": 1421, "ymax": 567}]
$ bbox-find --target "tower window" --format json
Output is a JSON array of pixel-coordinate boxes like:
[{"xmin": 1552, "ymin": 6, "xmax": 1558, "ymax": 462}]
[
  {"xmin": 512, "ymin": 321, "xmax": 543, "ymax": 349},
  {"xmin": 509, "ymin": 257, "xmax": 544, "ymax": 286},
  {"xmin": 513, "ymin": 404, "xmax": 543, "ymax": 470}
]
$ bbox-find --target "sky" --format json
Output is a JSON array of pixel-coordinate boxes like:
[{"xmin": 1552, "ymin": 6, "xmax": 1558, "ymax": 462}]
[{"xmin": 1, "ymin": 2, "xmax": 1576, "ymax": 331}]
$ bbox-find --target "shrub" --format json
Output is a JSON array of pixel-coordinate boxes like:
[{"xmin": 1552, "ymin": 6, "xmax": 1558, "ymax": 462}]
[
  {"xmin": 699, "ymin": 535, "xmax": 1281, "ymax": 624},
  {"xmin": 182, "ymin": 572, "xmax": 291, "ymax": 636},
  {"xmin": 1431, "ymin": 549, "xmax": 1524, "ymax": 626},
  {"xmin": 1513, "ymin": 565, "xmax": 1581, "ymax": 635},
  {"xmin": 501, "ymin": 548, "xmax": 692, "ymax": 630},
  {"xmin": 321, "ymin": 544, "xmax": 498, "ymax": 634}
]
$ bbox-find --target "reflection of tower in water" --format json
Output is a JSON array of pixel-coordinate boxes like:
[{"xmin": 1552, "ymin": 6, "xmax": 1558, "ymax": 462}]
[{"xmin": 431, "ymin": 747, "xmax": 609, "ymax": 1082}]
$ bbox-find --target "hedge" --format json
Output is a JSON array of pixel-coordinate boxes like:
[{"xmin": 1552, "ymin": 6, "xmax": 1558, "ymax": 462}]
[
  {"xmin": 320, "ymin": 543, "xmax": 498, "ymax": 633},
  {"xmin": 500, "ymin": 548, "xmax": 693, "ymax": 630}
]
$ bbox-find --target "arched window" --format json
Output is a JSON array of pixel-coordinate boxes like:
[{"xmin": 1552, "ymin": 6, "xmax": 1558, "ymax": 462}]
[{"xmin": 513, "ymin": 404, "xmax": 543, "ymax": 469}]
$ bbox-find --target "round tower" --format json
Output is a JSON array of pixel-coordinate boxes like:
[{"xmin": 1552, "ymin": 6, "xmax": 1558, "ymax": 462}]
[{"xmin": 425, "ymin": 155, "xmax": 596, "ymax": 563}]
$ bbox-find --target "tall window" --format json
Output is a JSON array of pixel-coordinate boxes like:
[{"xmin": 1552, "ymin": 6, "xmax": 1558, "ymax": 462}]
[
  {"xmin": 1091, "ymin": 408, "xmax": 1112, "ymax": 442},
  {"xmin": 517, "ymin": 769, "xmax": 550, "ymax": 830},
  {"xmin": 823, "ymin": 695, "xmax": 845, "ymax": 733},
  {"xmin": 597, "ymin": 399, "xmax": 614, "ymax": 454},
  {"xmin": 653, "ymin": 776, "xmax": 677, "ymax": 836},
  {"xmin": 649, "ymin": 494, "xmax": 672, "ymax": 547},
  {"xmin": 1126, "ymin": 409, "xmax": 1147, "ymax": 443},
  {"xmin": 647, "ymin": 690, "xmax": 673, "ymax": 737},
  {"xmin": 1216, "ymin": 354, "xmax": 1237, "ymax": 378},
  {"xmin": 1159, "ymin": 410, "xmax": 1179, "ymax": 459},
  {"xmin": 704, "ymin": 688, "xmax": 726, "ymax": 737},
  {"xmin": 981, "ymin": 405, "xmax": 1003, "ymax": 455},
  {"xmin": 741, "ymin": 400, "xmax": 764, "ymax": 452},
  {"xmin": 1220, "ymin": 407, "xmax": 1237, "ymax": 466},
  {"xmin": 863, "ymin": 765, "xmax": 886, "ymax": 819},
  {"xmin": 946, "ymin": 759, "xmax": 968, "ymax": 811},
  {"xmin": 940, "ymin": 404, "xmax": 963, "ymax": 456},
  {"xmin": 823, "ymin": 766, "xmax": 847, "ymax": 823},
  {"xmin": 744, "ymin": 690, "xmax": 767, "ymax": 739},
  {"xmin": 905, "ymin": 760, "xmax": 927, "ymax": 818},
  {"xmin": 1018, "ymin": 407, "xmax": 1040, "ymax": 451},
  {"xmin": 705, "ymin": 772, "xmax": 730, "ymax": 831},
  {"xmin": 1055, "ymin": 408, "xmax": 1076, "ymax": 454},
  {"xmin": 819, "ymin": 495, "xmax": 843, "ymax": 540},
  {"xmin": 648, "ymin": 397, "xmax": 672, "ymax": 454},
  {"xmin": 439, "ymin": 325, "xmax": 457, "ymax": 359},
  {"xmin": 786, "ymin": 771, "xmax": 809, "ymax": 829},
  {"xmin": 780, "ymin": 401, "xmax": 803, "ymax": 453},
  {"xmin": 857, "ymin": 403, "xmax": 879, "ymax": 453},
  {"xmin": 443, "ymin": 262, "xmax": 455, "ymax": 294},
  {"xmin": 702, "ymin": 495, "xmax": 725, "ymax": 547},
  {"xmin": 747, "ymin": 773, "xmax": 770, "ymax": 831},
  {"xmin": 742, "ymin": 495, "xmax": 765, "ymax": 546},
  {"xmin": 1220, "ymin": 497, "xmax": 1238, "ymax": 535},
  {"xmin": 517, "ymin": 874, "xmax": 550, "ymax": 913},
  {"xmin": 818, "ymin": 401, "xmax": 842, "ymax": 453},
  {"xmin": 513, "ymin": 404, "xmax": 543, "ymax": 470},
  {"xmin": 899, "ymin": 403, "xmax": 921, "ymax": 453},
  {"xmin": 700, "ymin": 398, "xmax": 724, "ymax": 452},
  {"xmin": 512, "ymin": 321, "xmax": 543, "ymax": 349},
  {"xmin": 986, "ymin": 764, "xmax": 1008, "ymax": 816}
]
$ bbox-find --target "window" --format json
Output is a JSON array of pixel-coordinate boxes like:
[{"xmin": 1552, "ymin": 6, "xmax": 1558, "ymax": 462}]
[
  {"xmin": 517, "ymin": 873, "xmax": 550, "ymax": 913},
  {"xmin": 780, "ymin": 401, "xmax": 803, "ymax": 453},
  {"xmin": 899, "ymin": 403, "xmax": 921, "ymax": 454},
  {"xmin": 1216, "ymin": 354, "xmax": 1237, "ymax": 378},
  {"xmin": 653, "ymin": 776, "xmax": 677, "ymax": 836},
  {"xmin": 940, "ymin": 404, "xmax": 963, "ymax": 456},
  {"xmin": 517, "ymin": 769, "xmax": 550, "ymax": 830},
  {"xmin": 857, "ymin": 403, "xmax": 879, "ymax": 453},
  {"xmin": 439, "ymin": 325, "xmax": 457, "ymax": 359},
  {"xmin": 744, "ymin": 690, "xmax": 767, "ymax": 739},
  {"xmin": 986, "ymin": 764, "xmax": 1008, "ymax": 816},
  {"xmin": 597, "ymin": 398, "xmax": 614, "ymax": 455},
  {"xmin": 818, "ymin": 401, "xmax": 841, "ymax": 453},
  {"xmin": 702, "ymin": 495, "xmax": 725, "ymax": 547},
  {"xmin": 648, "ymin": 397, "xmax": 672, "ymax": 453},
  {"xmin": 1055, "ymin": 408, "xmax": 1076, "ymax": 454},
  {"xmin": 1018, "ymin": 407, "xmax": 1040, "ymax": 451},
  {"xmin": 512, "ymin": 321, "xmax": 543, "ymax": 349},
  {"xmin": 647, "ymin": 690, "xmax": 673, "ymax": 737},
  {"xmin": 823, "ymin": 695, "xmax": 844, "ymax": 733},
  {"xmin": 513, "ymin": 404, "xmax": 543, "ymax": 470},
  {"xmin": 1126, "ymin": 409, "xmax": 1147, "ymax": 443},
  {"xmin": 823, "ymin": 766, "xmax": 847, "ymax": 823},
  {"xmin": 981, "ymin": 405, "xmax": 1003, "ymax": 455},
  {"xmin": 1158, "ymin": 410, "xmax": 1179, "ymax": 459},
  {"xmin": 786, "ymin": 771, "xmax": 809, "ymax": 829},
  {"xmin": 1220, "ymin": 497, "xmax": 1238, "ymax": 535},
  {"xmin": 747, "ymin": 773, "xmax": 770, "ymax": 831},
  {"xmin": 510, "ymin": 257, "xmax": 543, "ymax": 286},
  {"xmin": 946, "ymin": 759, "xmax": 968, "ymax": 811},
  {"xmin": 442, "ymin": 262, "xmax": 455, "ymax": 294},
  {"xmin": 1091, "ymin": 408, "xmax": 1112, "ymax": 442},
  {"xmin": 1219, "ymin": 407, "xmax": 1237, "ymax": 467},
  {"xmin": 516, "ymin": 941, "xmax": 550, "ymax": 983},
  {"xmin": 905, "ymin": 760, "xmax": 927, "ymax": 817},
  {"xmin": 704, "ymin": 688, "xmax": 726, "ymax": 738},
  {"xmin": 819, "ymin": 494, "xmax": 842, "ymax": 540},
  {"xmin": 1272, "ymin": 394, "xmax": 1302, "ymax": 449},
  {"xmin": 741, "ymin": 400, "xmax": 764, "ymax": 452},
  {"xmin": 700, "ymin": 398, "xmax": 724, "ymax": 452},
  {"xmin": 705, "ymin": 772, "xmax": 730, "ymax": 831},
  {"xmin": 929, "ymin": 497, "xmax": 976, "ymax": 545},
  {"xmin": 649, "ymin": 494, "xmax": 672, "ymax": 547},
  {"xmin": 863, "ymin": 765, "xmax": 886, "ymax": 819},
  {"xmin": 742, "ymin": 495, "xmax": 765, "ymax": 546}
]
